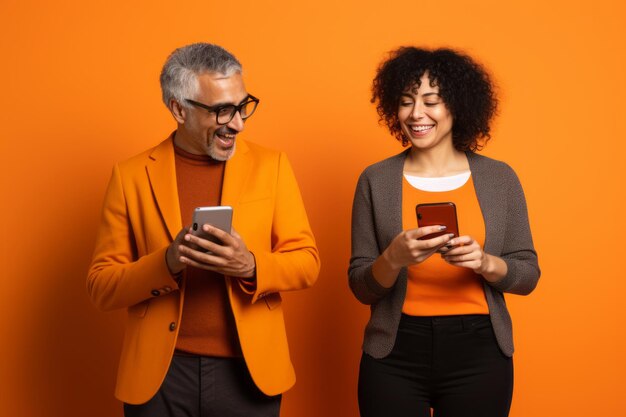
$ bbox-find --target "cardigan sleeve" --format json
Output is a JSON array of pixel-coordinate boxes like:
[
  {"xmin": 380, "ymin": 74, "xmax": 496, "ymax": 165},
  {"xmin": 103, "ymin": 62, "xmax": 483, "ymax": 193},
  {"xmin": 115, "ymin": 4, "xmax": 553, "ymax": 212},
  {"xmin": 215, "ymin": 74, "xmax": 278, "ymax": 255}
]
[
  {"xmin": 348, "ymin": 170, "xmax": 395, "ymax": 305},
  {"xmin": 487, "ymin": 167, "xmax": 541, "ymax": 295}
]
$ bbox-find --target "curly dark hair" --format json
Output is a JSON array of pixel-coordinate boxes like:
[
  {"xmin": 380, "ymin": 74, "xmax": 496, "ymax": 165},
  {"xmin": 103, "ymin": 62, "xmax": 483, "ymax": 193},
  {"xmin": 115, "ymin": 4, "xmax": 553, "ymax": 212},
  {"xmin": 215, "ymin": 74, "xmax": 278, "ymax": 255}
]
[{"xmin": 371, "ymin": 47, "xmax": 498, "ymax": 151}]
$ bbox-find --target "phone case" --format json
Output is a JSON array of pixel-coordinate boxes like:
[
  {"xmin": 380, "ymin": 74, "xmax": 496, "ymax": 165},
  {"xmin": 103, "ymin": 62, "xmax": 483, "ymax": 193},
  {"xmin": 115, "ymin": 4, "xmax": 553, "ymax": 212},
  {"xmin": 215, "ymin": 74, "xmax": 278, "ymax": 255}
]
[
  {"xmin": 415, "ymin": 202, "xmax": 459, "ymax": 240},
  {"xmin": 191, "ymin": 206, "xmax": 233, "ymax": 246}
]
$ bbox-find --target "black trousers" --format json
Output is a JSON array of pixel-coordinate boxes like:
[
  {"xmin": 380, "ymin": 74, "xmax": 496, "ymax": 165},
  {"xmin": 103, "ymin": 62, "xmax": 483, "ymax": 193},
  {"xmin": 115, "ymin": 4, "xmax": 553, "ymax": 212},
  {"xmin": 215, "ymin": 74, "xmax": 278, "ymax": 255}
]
[
  {"xmin": 124, "ymin": 354, "xmax": 281, "ymax": 417},
  {"xmin": 358, "ymin": 314, "xmax": 513, "ymax": 417}
]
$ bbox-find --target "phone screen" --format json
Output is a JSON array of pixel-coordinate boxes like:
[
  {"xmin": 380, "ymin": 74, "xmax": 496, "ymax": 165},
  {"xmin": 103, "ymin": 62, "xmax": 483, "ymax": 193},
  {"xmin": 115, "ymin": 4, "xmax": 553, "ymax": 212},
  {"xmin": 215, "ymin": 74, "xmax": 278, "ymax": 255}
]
[{"xmin": 416, "ymin": 202, "xmax": 459, "ymax": 240}]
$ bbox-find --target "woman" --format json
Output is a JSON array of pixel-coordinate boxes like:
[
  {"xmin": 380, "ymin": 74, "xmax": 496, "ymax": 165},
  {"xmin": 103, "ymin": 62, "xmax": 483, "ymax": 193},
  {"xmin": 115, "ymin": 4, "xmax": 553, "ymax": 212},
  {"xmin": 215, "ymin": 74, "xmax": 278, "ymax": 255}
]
[{"xmin": 349, "ymin": 47, "xmax": 540, "ymax": 417}]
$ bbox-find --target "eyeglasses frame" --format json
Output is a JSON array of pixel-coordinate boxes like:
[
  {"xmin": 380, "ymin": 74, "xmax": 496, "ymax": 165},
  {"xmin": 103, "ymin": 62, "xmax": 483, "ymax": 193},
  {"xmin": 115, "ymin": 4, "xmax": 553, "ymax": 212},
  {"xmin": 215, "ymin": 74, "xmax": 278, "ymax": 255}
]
[{"xmin": 184, "ymin": 95, "xmax": 260, "ymax": 125}]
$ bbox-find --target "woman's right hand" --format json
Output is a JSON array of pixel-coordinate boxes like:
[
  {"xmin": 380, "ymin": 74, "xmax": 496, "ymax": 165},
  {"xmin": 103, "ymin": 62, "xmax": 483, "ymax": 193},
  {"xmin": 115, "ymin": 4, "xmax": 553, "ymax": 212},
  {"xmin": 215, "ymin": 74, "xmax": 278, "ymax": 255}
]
[{"xmin": 372, "ymin": 226, "xmax": 454, "ymax": 288}]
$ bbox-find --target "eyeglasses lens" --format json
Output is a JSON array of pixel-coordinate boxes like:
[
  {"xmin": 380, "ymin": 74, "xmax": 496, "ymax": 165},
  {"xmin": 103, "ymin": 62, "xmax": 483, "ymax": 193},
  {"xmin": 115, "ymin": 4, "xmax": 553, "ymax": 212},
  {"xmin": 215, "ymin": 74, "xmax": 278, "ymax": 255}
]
[{"xmin": 215, "ymin": 99, "xmax": 258, "ymax": 124}]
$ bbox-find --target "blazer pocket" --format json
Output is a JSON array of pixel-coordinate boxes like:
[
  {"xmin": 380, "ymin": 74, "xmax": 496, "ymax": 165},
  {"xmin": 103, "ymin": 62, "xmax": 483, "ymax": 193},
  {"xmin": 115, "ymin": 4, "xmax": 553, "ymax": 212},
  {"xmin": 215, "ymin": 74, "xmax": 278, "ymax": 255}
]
[
  {"xmin": 128, "ymin": 300, "xmax": 149, "ymax": 318},
  {"xmin": 263, "ymin": 292, "xmax": 282, "ymax": 310}
]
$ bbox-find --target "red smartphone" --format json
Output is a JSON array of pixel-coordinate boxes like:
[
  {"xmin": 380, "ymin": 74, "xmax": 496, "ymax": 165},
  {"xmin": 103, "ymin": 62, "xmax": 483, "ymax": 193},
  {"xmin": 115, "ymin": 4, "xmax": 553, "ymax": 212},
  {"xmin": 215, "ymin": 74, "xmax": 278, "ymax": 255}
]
[{"xmin": 416, "ymin": 202, "xmax": 459, "ymax": 240}]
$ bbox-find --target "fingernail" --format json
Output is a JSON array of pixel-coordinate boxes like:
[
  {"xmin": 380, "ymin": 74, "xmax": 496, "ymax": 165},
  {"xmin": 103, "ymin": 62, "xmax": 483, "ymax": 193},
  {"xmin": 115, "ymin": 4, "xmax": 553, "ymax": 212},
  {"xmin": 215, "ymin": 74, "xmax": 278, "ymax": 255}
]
[
  {"xmin": 448, "ymin": 234, "xmax": 455, "ymax": 239},
  {"xmin": 439, "ymin": 226, "xmax": 447, "ymax": 231}
]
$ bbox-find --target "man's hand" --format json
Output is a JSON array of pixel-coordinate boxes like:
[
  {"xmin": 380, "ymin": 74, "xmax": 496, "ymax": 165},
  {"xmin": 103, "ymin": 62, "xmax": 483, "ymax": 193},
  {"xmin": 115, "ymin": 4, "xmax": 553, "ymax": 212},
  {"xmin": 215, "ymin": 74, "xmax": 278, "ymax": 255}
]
[
  {"xmin": 165, "ymin": 226, "xmax": 193, "ymax": 275},
  {"xmin": 177, "ymin": 225, "xmax": 256, "ymax": 278}
]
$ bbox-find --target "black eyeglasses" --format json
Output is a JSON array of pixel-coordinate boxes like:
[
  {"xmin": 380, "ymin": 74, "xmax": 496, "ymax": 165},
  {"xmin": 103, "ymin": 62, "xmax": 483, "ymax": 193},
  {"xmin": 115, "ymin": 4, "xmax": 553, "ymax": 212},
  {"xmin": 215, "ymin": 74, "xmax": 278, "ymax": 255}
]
[{"xmin": 184, "ymin": 95, "xmax": 260, "ymax": 125}]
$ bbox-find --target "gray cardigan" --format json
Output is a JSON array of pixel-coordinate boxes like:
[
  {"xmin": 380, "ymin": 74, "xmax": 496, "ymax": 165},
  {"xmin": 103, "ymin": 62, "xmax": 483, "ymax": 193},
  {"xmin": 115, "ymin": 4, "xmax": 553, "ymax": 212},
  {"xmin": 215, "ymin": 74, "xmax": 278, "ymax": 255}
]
[{"xmin": 349, "ymin": 150, "xmax": 540, "ymax": 358}]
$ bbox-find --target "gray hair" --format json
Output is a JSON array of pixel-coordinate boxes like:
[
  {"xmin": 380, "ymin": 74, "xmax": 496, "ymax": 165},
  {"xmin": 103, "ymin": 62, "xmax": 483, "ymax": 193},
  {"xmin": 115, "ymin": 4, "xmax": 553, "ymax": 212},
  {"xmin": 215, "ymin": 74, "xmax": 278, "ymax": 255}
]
[{"xmin": 160, "ymin": 43, "xmax": 242, "ymax": 109}]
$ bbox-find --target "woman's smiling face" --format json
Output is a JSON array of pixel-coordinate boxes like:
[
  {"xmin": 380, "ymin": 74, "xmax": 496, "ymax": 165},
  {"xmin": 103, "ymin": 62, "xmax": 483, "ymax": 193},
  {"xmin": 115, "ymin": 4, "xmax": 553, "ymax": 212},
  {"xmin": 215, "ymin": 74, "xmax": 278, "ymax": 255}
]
[{"xmin": 397, "ymin": 72, "xmax": 454, "ymax": 151}]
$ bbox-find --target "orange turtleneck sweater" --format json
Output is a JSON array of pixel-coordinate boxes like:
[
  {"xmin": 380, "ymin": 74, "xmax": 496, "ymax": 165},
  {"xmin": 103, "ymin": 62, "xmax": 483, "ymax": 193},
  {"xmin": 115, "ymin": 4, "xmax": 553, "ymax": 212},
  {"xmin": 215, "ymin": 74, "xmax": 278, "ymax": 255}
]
[{"xmin": 174, "ymin": 145, "xmax": 241, "ymax": 357}]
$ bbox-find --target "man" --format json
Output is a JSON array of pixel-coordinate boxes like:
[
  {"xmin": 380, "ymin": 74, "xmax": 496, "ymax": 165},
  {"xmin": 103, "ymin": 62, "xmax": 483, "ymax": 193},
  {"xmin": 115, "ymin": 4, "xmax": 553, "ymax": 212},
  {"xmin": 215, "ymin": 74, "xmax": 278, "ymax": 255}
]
[{"xmin": 87, "ymin": 43, "xmax": 320, "ymax": 416}]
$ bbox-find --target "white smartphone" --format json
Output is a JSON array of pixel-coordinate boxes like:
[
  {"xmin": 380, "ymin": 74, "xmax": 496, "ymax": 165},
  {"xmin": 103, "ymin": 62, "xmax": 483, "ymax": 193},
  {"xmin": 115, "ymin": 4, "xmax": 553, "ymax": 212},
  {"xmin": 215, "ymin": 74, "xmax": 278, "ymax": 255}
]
[{"xmin": 191, "ymin": 206, "xmax": 233, "ymax": 249}]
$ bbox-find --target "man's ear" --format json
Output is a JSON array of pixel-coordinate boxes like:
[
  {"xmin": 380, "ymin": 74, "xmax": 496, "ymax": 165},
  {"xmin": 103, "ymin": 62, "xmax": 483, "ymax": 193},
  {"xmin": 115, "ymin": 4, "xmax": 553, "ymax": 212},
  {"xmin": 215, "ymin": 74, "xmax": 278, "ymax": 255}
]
[{"xmin": 170, "ymin": 99, "xmax": 186, "ymax": 124}]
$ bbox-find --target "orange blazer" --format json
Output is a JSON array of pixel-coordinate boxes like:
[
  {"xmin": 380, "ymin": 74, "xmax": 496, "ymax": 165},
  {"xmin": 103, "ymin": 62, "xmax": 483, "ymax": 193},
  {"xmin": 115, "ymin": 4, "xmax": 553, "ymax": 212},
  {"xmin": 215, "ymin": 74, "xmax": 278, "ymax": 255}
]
[{"xmin": 87, "ymin": 135, "xmax": 320, "ymax": 405}]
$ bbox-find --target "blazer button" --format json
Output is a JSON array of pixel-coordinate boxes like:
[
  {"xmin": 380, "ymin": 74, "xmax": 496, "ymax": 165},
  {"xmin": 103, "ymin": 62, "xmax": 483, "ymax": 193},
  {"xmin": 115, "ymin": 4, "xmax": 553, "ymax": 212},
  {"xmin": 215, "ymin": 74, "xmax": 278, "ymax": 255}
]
[
  {"xmin": 163, "ymin": 286, "xmax": 172, "ymax": 292},
  {"xmin": 151, "ymin": 290, "xmax": 160, "ymax": 296},
  {"xmin": 169, "ymin": 322, "xmax": 176, "ymax": 331}
]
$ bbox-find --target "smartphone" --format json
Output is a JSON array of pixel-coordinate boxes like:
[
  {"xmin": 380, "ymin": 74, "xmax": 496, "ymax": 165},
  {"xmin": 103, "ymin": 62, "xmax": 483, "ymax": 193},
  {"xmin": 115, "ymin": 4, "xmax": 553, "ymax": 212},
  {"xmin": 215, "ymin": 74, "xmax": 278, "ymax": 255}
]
[
  {"xmin": 191, "ymin": 206, "xmax": 233, "ymax": 248},
  {"xmin": 415, "ymin": 202, "xmax": 459, "ymax": 240}
]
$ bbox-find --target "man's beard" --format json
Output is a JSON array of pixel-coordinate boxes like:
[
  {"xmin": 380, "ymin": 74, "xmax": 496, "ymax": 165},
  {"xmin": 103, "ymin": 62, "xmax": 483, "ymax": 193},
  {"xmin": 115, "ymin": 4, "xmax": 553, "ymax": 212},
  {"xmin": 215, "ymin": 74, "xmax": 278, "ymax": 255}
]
[
  {"xmin": 208, "ymin": 140, "xmax": 236, "ymax": 161},
  {"xmin": 207, "ymin": 126, "xmax": 238, "ymax": 161}
]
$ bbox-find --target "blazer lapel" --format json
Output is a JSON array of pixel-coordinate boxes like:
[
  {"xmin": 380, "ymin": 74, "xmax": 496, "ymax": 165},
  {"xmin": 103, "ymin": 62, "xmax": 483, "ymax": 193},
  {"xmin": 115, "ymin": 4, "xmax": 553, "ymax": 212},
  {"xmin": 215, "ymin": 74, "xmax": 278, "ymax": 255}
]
[
  {"xmin": 221, "ymin": 139, "xmax": 252, "ymax": 214},
  {"xmin": 146, "ymin": 135, "xmax": 182, "ymax": 241}
]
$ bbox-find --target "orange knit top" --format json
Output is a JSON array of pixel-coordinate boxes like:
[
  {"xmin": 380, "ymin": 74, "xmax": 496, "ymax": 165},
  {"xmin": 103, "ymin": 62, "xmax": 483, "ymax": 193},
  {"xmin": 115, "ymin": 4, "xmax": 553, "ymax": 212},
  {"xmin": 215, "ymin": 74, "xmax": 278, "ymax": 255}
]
[{"xmin": 401, "ymin": 174, "xmax": 489, "ymax": 316}]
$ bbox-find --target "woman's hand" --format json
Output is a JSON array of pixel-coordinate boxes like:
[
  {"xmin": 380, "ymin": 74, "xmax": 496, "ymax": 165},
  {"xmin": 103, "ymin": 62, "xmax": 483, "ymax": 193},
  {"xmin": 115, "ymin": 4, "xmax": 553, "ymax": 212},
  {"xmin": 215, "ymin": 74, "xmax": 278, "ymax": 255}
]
[
  {"xmin": 372, "ymin": 225, "xmax": 454, "ymax": 288},
  {"xmin": 440, "ymin": 235, "xmax": 508, "ymax": 283}
]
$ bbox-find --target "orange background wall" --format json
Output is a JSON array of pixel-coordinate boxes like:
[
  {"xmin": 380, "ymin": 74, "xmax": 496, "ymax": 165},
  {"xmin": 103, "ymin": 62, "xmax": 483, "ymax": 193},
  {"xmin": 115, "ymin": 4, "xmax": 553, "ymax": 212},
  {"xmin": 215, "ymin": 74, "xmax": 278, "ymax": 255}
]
[{"xmin": 1, "ymin": 0, "xmax": 624, "ymax": 416}]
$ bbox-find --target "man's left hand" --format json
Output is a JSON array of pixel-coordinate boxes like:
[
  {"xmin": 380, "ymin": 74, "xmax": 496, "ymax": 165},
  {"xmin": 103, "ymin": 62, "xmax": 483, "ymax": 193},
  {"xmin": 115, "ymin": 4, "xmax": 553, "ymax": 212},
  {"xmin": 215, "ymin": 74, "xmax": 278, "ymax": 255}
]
[{"xmin": 177, "ymin": 225, "xmax": 256, "ymax": 278}]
